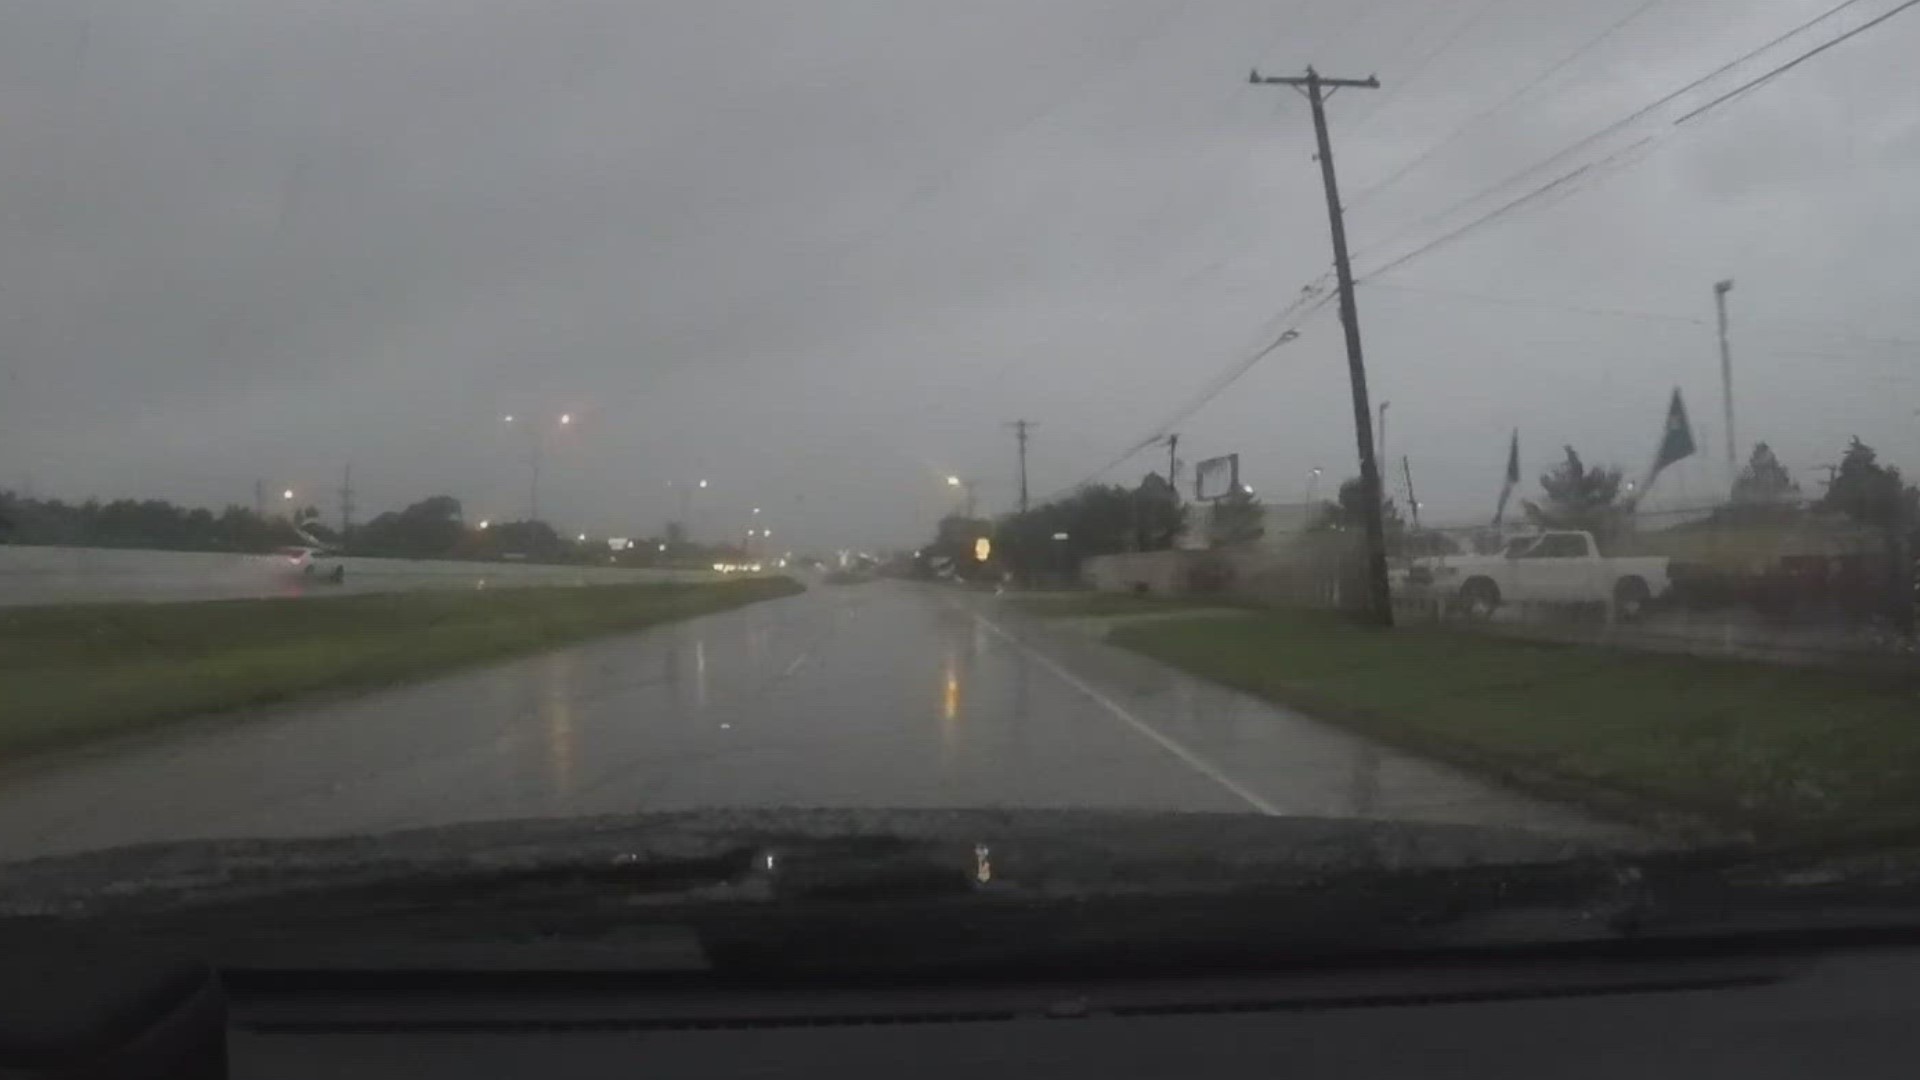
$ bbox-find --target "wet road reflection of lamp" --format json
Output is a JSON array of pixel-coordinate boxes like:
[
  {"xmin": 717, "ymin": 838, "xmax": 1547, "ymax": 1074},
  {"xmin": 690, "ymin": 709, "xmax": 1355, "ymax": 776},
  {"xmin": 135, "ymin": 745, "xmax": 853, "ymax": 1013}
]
[
  {"xmin": 695, "ymin": 639, "xmax": 709, "ymax": 709},
  {"xmin": 940, "ymin": 654, "xmax": 962, "ymax": 753},
  {"xmin": 541, "ymin": 654, "xmax": 577, "ymax": 799}
]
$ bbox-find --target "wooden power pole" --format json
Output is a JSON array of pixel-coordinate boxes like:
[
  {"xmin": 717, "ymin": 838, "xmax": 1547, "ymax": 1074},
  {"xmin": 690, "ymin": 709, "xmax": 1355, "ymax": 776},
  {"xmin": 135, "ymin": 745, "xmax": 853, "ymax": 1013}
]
[{"xmin": 1250, "ymin": 66, "xmax": 1393, "ymax": 627}]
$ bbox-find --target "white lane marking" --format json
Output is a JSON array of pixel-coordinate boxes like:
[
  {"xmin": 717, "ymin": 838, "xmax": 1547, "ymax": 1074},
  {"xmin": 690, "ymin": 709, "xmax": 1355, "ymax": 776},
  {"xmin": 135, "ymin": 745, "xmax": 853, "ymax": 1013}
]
[
  {"xmin": 782, "ymin": 652, "xmax": 811, "ymax": 677},
  {"xmin": 968, "ymin": 610, "xmax": 1282, "ymax": 817}
]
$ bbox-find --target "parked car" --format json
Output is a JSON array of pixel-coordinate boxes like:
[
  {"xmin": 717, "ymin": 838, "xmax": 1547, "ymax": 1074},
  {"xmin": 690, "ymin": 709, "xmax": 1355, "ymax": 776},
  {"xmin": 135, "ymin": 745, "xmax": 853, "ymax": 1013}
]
[
  {"xmin": 273, "ymin": 545, "xmax": 347, "ymax": 583},
  {"xmin": 1418, "ymin": 530, "xmax": 1670, "ymax": 621}
]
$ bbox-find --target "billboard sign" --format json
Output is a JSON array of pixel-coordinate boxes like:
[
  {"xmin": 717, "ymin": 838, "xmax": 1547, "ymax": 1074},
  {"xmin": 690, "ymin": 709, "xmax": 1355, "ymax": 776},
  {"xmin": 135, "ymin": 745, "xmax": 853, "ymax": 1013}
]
[{"xmin": 1193, "ymin": 454, "xmax": 1240, "ymax": 502}]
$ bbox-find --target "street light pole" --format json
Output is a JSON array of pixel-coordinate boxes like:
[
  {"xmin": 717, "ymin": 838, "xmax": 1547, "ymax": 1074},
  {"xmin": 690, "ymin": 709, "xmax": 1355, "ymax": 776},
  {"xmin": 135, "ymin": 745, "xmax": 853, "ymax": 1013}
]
[
  {"xmin": 1715, "ymin": 279, "xmax": 1736, "ymax": 474},
  {"xmin": 504, "ymin": 413, "xmax": 570, "ymax": 524},
  {"xmin": 529, "ymin": 436, "xmax": 541, "ymax": 524},
  {"xmin": 946, "ymin": 475, "xmax": 976, "ymax": 519},
  {"xmin": 1376, "ymin": 401, "xmax": 1390, "ymax": 476},
  {"xmin": 672, "ymin": 479, "xmax": 710, "ymax": 542}
]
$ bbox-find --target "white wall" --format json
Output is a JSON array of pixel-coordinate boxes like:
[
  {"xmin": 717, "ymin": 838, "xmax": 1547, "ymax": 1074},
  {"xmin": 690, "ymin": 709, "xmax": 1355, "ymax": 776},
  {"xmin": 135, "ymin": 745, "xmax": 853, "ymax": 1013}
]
[{"xmin": 0, "ymin": 546, "xmax": 723, "ymax": 607}]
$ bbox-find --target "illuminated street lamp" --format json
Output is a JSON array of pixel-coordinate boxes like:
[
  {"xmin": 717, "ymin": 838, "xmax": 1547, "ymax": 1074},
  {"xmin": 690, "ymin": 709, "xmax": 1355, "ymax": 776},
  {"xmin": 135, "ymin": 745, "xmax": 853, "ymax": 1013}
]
[
  {"xmin": 576, "ymin": 533, "xmax": 588, "ymax": 542},
  {"xmin": 502, "ymin": 412, "xmax": 575, "ymax": 523},
  {"xmin": 945, "ymin": 475, "xmax": 978, "ymax": 517},
  {"xmin": 672, "ymin": 479, "xmax": 712, "ymax": 541},
  {"xmin": 478, "ymin": 520, "xmax": 491, "ymax": 530}
]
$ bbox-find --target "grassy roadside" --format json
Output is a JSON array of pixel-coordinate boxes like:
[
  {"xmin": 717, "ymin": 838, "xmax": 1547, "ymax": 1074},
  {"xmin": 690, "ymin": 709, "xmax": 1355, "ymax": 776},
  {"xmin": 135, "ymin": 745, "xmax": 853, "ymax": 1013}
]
[
  {"xmin": 1092, "ymin": 609, "xmax": 1920, "ymax": 842},
  {"xmin": 0, "ymin": 578, "xmax": 803, "ymax": 759},
  {"xmin": 1005, "ymin": 591, "xmax": 1238, "ymax": 619}
]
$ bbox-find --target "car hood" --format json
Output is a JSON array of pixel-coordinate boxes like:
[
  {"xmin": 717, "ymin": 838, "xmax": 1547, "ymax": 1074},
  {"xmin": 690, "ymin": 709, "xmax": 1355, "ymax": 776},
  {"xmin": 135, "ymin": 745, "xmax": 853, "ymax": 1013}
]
[{"xmin": 0, "ymin": 808, "xmax": 1634, "ymax": 918}]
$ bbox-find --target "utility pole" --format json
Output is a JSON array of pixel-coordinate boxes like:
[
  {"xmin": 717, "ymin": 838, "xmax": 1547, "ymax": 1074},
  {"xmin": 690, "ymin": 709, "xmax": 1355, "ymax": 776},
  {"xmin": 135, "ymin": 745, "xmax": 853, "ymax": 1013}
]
[
  {"xmin": 1007, "ymin": 419, "xmax": 1036, "ymax": 514},
  {"xmin": 338, "ymin": 463, "xmax": 355, "ymax": 539},
  {"xmin": 1251, "ymin": 66, "xmax": 1393, "ymax": 627},
  {"xmin": 1714, "ymin": 279, "xmax": 1736, "ymax": 474},
  {"xmin": 1165, "ymin": 433, "xmax": 1180, "ymax": 498}
]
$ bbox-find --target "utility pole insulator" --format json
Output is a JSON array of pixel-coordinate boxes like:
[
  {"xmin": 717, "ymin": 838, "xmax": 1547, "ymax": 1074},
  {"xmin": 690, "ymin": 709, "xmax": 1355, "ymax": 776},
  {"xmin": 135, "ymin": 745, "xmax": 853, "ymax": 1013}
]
[{"xmin": 1253, "ymin": 66, "xmax": 1393, "ymax": 628}]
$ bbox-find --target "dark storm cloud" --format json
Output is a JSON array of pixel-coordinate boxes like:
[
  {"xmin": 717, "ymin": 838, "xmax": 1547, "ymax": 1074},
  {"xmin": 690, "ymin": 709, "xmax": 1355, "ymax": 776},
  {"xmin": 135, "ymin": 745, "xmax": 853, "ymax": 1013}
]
[{"xmin": 3, "ymin": 0, "xmax": 1917, "ymax": 546}]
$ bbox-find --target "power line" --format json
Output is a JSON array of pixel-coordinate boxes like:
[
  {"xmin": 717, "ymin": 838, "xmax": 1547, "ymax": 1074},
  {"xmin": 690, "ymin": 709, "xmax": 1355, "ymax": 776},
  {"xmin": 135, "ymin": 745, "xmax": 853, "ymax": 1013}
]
[
  {"xmin": 1342, "ymin": 0, "xmax": 1509, "ymax": 135},
  {"xmin": 1031, "ymin": 0, "xmax": 1907, "ymax": 511},
  {"xmin": 1365, "ymin": 283, "xmax": 1920, "ymax": 364},
  {"xmin": 1039, "ymin": 287, "xmax": 1335, "ymax": 500},
  {"xmin": 1356, "ymin": 134, "xmax": 1658, "ymax": 281},
  {"xmin": 1362, "ymin": 280, "xmax": 1705, "ymax": 325},
  {"xmin": 1674, "ymin": 0, "xmax": 1920, "ymax": 125},
  {"xmin": 1042, "ymin": 3, "xmax": 1697, "ymax": 502},
  {"xmin": 1353, "ymin": 0, "xmax": 1920, "ymax": 281},
  {"xmin": 1348, "ymin": 0, "xmax": 1673, "ymax": 209},
  {"xmin": 1350, "ymin": 0, "xmax": 1874, "ymax": 265}
]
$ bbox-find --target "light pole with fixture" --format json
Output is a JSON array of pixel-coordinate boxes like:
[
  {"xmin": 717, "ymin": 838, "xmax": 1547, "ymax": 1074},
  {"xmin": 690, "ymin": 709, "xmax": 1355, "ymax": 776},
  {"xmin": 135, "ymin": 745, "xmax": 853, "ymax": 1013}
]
[
  {"xmin": 502, "ymin": 412, "xmax": 574, "ymax": 524},
  {"xmin": 671, "ymin": 479, "xmax": 711, "ymax": 541},
  {"xmin": 946, "ymin": 475, "xmax": 978, "ymax": 519}
]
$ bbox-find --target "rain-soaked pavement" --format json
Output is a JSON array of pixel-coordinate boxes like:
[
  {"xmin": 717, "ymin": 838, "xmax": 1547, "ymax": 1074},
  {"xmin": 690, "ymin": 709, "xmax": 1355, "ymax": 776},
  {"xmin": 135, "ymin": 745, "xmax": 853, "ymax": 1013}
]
[{"xmin": 0, "ymin": 581, "xmax": 1627, "ymax": 862}]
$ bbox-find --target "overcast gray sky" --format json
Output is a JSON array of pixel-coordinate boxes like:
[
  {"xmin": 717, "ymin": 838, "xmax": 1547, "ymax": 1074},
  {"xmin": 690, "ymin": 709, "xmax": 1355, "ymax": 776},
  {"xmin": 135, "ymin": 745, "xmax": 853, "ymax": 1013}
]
[{"xmin": 4, "ymin": 0, "xmax": 1918, "ymax": 549}]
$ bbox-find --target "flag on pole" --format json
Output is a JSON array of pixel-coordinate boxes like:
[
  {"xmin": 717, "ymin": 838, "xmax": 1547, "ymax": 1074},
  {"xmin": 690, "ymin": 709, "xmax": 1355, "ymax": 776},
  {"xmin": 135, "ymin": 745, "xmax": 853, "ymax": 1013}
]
[
  {"xmin": 1639, "ymin": 387, "xmax": 1697, "ymax": 498},
  {"xmin": 1492, "ymin": 429, "xmax": 1520, "ymax": 526}
]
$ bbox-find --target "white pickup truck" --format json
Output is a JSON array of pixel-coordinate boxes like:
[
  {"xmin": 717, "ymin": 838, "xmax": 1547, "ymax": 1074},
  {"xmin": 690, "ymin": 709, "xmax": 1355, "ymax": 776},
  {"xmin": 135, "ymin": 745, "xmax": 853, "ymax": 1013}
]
[{"xmin": 1414, "ymin": 530, "xmax": 1670, "ymax": 621}]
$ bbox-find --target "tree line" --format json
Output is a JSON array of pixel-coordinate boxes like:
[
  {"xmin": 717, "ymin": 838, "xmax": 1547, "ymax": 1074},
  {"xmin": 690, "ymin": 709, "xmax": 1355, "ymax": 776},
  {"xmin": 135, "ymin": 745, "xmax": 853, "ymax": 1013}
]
[
  {"xmin": 915, "ymin": 434, "xmax": 1917, "ymax": 582},
  {"xmin": 0, "ymin": 493, "xmax": 311, "ymax": 553},
  {"xmin": 0, "ymin": 490, "xmax": 742, "ymax": 565},
  {"xmin": 1520, "ymin": 436, "xmax": 1916, "ymax": 541}
]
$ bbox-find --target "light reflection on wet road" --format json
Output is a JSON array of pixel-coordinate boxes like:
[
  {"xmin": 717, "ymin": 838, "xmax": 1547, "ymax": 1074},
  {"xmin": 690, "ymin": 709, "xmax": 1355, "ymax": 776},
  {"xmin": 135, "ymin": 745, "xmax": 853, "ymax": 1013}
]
[{"xmin": 0, "ymin": 582, "xmax": 1624, "ymax": 862}]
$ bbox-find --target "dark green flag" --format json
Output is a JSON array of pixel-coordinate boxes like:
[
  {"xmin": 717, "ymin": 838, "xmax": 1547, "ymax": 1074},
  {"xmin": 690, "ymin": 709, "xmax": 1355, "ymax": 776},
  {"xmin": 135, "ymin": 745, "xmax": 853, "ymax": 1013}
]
[
  {"xmin": 1651, "ymin": 388, "xmax": 1696, "ymax": 478},
  {"xmin": 1492, "ymin": 429, "xmax": 1519, "ymax": 526}
]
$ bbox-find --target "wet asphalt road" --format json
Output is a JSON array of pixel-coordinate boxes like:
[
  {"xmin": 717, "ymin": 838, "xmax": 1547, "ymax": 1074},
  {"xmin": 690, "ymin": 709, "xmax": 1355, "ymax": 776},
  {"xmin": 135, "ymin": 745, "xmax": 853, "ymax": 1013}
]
[{"xmin": 0, "ymin": 581, "xmax": 1624, "ymax": 862}]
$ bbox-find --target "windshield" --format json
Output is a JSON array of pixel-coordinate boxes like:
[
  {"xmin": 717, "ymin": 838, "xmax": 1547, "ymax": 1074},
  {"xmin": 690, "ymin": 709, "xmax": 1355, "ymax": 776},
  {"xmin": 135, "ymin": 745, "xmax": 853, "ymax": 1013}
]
[{"xmin": 3, "ymin": 2, "xmax": 1920, "ymax": 953}]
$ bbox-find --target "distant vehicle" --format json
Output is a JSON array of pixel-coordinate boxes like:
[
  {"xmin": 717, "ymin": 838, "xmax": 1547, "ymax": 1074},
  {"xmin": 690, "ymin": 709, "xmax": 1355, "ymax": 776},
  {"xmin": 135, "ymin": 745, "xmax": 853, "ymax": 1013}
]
[
  {"xmin": 273, "ymin": 545, "xmax": 346, "ymax": 584},
  {"xmin": 1418, "ymin": 530, "xmax": 1670, "ymax": 621}
]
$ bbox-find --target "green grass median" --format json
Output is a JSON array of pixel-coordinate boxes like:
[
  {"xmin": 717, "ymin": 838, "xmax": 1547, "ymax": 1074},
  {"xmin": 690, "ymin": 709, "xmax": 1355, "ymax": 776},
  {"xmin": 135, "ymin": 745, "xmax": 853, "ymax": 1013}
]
[
  {"xmin": 1005, "ymin": 592, "xmax": 1235, "ymax": 619},
  {"xmin": 0, "ymin": 578, "xmax": 804, "ymax": 759},
  {"xmin": 1100, "ymin": 609, "xmax": 1920, "ymax": 842}
]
